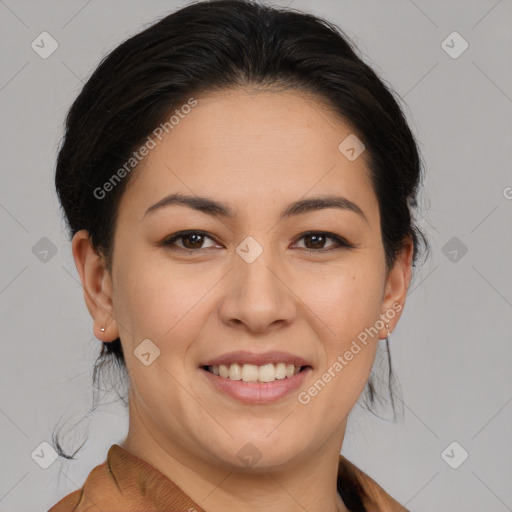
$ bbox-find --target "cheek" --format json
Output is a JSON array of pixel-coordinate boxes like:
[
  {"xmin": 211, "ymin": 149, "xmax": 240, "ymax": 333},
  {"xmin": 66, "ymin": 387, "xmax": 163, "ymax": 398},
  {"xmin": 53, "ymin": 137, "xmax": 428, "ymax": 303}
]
[
  {"xmin": 293, "ymin": 260, "xmax": 384, "ymax": 410},
  {"xmin": 295, "ymin": 269, "xmax": 382, "ymax": 419},
  {"xmin": 111, "ymin": 257, "xmax": 212, "ymax": 416},
  {"xmin": 111, "ymin": 251, "xmax": 215, "ymax": 351},
  {"xmin": 295, "ymin": 261, "xmax": 384, "ymax": 343}
]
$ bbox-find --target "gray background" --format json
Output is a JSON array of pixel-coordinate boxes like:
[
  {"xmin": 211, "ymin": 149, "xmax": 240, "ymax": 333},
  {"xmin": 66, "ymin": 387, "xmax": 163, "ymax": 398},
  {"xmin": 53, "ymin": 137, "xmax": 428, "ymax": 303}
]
[{"xmin": 1, "ymin": 1, "xmax": 511, "ymax": 511}]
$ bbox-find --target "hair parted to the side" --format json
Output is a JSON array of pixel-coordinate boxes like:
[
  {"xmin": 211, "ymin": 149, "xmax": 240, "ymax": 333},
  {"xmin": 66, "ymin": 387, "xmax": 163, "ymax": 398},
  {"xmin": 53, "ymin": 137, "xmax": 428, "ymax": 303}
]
[{"xmin": 54, "ymin": 0, "xmax": 429, "ymax": 472}]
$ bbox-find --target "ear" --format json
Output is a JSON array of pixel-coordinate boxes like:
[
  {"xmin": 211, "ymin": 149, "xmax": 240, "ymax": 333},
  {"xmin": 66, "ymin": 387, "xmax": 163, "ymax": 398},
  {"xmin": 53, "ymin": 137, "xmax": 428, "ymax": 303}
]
[
  {"xmin": 378, "ymin": 237, "xmax": 414, "ymax": 339},
  {"xmin": 71, "ymin": 230, "xmax": 119, "ymax": 342}
]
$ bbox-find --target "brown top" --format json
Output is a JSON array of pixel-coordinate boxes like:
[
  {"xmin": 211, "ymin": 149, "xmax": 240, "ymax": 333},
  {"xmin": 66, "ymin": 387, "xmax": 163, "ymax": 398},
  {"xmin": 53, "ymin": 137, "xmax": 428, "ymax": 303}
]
[{"xmin": 48, "ymin": 444, "xmax": 409, "ymax": 512}]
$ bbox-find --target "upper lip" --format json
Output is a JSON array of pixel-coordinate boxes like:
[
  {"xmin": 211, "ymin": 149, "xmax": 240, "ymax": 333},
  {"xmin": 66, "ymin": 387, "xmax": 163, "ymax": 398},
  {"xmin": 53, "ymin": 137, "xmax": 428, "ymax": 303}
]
[{"xmin": 200, "ymin": 350, "xmax": 312, "ymax": 368}]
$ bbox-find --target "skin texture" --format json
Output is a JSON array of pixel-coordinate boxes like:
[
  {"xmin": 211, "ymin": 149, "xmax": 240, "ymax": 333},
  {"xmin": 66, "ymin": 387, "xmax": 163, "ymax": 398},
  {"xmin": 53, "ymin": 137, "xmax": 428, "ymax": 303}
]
[{"xmin": 72, "ymin": 87, "xmax": 413, "ymax": 512}]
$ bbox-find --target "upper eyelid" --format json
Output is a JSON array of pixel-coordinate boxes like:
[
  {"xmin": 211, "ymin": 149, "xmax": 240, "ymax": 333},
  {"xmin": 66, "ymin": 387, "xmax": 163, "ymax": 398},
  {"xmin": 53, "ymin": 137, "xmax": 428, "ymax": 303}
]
[
  {"xmin": 292, "ymin": 232, "xmax": 347, "ymax": 247},
  {"xmin": 163, "ymin": 230, "xmax": 349, "ymax": 248},
  {"xmin": 163, "ymin": 231, "xmax": 220, "ymax": 247}
]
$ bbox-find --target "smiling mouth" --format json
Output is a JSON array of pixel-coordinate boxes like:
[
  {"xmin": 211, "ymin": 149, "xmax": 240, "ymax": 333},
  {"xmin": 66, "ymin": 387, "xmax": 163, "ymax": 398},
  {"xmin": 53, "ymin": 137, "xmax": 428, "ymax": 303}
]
[{"xmin": 201, "ymin": 363, "xmax": 311, "ymax": 383}]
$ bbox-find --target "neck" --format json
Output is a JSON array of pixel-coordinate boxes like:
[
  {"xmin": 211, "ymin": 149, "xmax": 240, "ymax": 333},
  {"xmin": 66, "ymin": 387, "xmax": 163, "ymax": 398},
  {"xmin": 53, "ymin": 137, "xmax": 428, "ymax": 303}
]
[{"xmin": 122, "ymin": 396, "xmax": 350, "ymax": 512}]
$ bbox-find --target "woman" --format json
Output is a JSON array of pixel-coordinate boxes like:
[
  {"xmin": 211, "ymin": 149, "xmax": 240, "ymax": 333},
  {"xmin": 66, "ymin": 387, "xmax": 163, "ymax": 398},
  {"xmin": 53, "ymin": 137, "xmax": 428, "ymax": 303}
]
[{"xmin": 49, "ymin": 0, "xmax": 427, "ymax": 510}]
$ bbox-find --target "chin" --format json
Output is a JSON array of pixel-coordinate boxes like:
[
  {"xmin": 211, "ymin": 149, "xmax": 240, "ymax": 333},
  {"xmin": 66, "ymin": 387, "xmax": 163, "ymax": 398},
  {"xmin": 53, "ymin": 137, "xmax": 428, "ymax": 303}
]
[{"xmin": 202, "ymin": 432, "xmax": 304, "ymax": 472}]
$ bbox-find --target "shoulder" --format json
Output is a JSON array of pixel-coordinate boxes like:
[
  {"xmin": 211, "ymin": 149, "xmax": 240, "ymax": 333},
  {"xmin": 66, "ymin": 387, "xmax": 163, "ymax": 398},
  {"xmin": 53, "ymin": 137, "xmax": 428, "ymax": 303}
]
[
  {"xmin": 48, "ymin": 448, "xmax": 128, "ymax": 512},
  {"xmin": 338, "ymin": 454, "xmax": 409, "ymax": 512},
  {"xmin": 48, "ymin": 489, "xmax": 81, "ymax": 512}
]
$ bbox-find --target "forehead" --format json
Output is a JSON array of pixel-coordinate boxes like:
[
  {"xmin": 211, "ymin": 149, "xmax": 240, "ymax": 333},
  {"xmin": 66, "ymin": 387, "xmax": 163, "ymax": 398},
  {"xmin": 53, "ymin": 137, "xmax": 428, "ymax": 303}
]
[{"xmin": 120, "ymin": 87, "xmax": 378, "ymax": 223}]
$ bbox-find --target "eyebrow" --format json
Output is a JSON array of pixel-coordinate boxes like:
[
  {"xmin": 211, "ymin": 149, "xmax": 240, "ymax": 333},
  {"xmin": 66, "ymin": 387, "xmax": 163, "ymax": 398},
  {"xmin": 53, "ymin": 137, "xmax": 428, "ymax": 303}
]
[{"xmin": 144, "ymin": 193, "xmax": 368, "ymax": 224}]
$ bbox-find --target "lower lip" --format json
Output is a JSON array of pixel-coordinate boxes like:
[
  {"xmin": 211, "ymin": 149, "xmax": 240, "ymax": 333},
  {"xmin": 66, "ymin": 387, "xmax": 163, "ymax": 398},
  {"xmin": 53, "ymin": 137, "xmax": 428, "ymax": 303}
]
[{"xmin": 199, "ymin": 367, "xmax": 312, "ymax": 404}]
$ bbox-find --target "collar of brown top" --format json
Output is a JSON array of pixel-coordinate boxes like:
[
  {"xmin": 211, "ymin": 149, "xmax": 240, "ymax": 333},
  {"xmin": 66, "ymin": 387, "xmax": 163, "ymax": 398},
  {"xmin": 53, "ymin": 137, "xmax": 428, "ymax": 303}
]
[{"xmin": 49, "ymin": 444, "xmax": 408, "ymax": 512}]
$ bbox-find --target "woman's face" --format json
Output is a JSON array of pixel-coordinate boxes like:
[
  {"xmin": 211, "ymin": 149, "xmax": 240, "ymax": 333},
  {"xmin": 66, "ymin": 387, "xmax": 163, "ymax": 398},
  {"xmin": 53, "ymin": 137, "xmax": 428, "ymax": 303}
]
[{"xmin": 76, "ymin": 87, "xmax": 412, "ymax": 470}]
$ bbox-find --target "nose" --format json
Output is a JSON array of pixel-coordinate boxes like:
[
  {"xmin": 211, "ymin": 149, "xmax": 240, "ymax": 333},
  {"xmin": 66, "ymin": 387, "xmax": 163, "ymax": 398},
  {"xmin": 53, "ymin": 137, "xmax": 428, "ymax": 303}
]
[{"xmin": 218, "ymin": 243, "xmax": 297, "ymax": 334}]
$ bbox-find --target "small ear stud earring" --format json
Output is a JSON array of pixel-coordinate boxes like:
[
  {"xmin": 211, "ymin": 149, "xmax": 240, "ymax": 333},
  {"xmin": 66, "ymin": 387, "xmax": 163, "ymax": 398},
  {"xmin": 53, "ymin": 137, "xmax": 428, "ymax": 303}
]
[
  {"xmin": 386, "ymin": 323, "xmax": 391, "ymax": 339},
  {"xmin": 100, "ymin": 326, "xmax": 106, "ymax": 333}
]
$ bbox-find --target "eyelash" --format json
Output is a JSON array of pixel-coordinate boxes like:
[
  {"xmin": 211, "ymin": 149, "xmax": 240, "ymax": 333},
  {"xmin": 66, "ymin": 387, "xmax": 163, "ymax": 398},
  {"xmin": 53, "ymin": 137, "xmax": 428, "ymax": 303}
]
[{"xmin": 160, "ymin": 230, "xmax": 354, "ymax": 254}]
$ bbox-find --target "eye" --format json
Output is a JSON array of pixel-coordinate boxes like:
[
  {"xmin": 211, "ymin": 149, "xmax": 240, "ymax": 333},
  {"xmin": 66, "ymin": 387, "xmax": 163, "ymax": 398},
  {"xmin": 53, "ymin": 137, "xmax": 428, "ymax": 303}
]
[
  {"xmin": 293, "ymin": 231, "xmax": 353, "ymax": 253},
  {"xmin": 161, "ymin": 231, "xmax": 221, "ymax": 252},
  {"xmin": 160, "ymin": 230, "xmax": 353, "ymax": 254}
]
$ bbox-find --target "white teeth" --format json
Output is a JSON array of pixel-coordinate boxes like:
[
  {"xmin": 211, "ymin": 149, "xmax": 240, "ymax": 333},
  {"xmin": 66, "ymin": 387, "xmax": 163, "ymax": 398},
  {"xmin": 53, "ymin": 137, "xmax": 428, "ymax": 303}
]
[
  {"xmin": 208, "ymin": 363, "xmax": 304, "ymax": 382},
  {"xmin": 275, "ymin": 362, "xmax": 287, "ymax": 379},
  {"xmin": 241, "ymin": 364, "xmax": 259, "ymax": 382},
  {"xmin": 258, "ymin": 364, "xmax": 275, "ymax": 383},
  {"xmin": 229, "ymin": 363, "xmax": 242, "ymax": 380}
]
